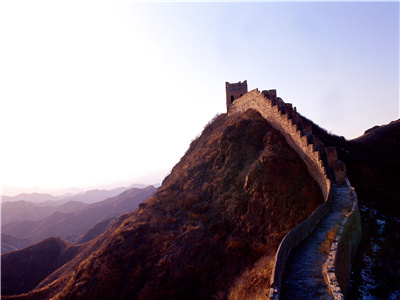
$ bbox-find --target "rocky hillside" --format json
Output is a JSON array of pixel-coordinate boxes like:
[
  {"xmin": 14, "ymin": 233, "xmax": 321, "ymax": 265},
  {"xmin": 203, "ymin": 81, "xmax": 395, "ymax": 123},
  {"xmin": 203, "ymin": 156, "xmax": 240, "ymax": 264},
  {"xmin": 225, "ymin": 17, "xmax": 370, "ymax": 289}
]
[{"xmin": 2, "ymin": 110, "xmax": 324, "ymax": 299}]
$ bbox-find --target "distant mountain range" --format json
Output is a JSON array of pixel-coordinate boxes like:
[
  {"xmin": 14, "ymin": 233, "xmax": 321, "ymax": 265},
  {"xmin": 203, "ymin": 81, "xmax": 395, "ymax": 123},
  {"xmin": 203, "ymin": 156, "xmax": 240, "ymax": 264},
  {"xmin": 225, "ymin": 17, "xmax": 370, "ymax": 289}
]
[
  {"xmin": 2, "ymin": 193, "xmax": 59, "ymax": 203},
  {"xmin": 1, "ymin": 234, "xmax": 32, "ymax": 254},
  {"xmin": 2, "ymin": 200, "xmax": 88, "ymax": 225},
  {"xmin": 1, "ymin": 185, "xmax": 157, "ymax": 253},
  {"xmin": 1, "ymin": 183, "xmax": 151, "ymax": 204}
]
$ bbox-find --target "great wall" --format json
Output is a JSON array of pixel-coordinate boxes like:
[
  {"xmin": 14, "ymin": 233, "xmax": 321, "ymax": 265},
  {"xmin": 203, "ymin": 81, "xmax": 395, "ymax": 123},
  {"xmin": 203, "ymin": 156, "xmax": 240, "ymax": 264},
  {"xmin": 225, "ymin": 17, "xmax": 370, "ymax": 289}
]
[{"xmin": 225, "ymin": 81, "xmax": 362, "ymax": 299}]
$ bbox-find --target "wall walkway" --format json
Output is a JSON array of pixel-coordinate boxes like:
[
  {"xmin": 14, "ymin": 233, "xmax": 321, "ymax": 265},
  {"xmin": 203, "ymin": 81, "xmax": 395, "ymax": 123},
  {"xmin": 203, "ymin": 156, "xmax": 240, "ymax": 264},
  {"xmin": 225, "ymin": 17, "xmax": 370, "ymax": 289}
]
[{"xmin": 280, "ymin": 183, "xmax": 353, "ymax": 300}]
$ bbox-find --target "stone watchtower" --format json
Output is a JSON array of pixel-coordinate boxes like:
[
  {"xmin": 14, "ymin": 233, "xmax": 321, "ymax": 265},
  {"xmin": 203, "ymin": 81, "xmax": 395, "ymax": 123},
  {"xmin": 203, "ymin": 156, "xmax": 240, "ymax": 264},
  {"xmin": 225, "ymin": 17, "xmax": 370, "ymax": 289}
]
[{"xmin": 226, "ymin": 80, "xmax": 248, "ymax": 112}]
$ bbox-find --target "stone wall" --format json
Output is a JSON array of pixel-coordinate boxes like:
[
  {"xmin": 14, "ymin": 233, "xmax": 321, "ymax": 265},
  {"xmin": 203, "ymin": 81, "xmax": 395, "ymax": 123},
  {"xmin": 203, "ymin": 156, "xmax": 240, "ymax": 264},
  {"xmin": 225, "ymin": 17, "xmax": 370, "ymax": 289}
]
[
  {"xmin": 228, "ymin": 89, "xmax": 333, "ymax": 299},
  {"xmin": 326, "ymin": 179, "xmax": 362, "ymax": 299},
  {"xmin": 268, "ymin": 196, "xmax": 333, "ymax": 299},
  {"xmin": 228, "ymin": 89, "xmax": 330, "ymax": 199}
]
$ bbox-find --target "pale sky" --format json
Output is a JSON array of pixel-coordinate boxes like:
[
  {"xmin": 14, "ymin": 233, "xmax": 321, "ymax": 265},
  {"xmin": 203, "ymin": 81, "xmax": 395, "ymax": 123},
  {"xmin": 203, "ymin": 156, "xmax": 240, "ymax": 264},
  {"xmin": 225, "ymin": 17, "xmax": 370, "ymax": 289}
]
[{"xmin": 1, "ymin": 1, "xmax": 399, "ymax": 195}]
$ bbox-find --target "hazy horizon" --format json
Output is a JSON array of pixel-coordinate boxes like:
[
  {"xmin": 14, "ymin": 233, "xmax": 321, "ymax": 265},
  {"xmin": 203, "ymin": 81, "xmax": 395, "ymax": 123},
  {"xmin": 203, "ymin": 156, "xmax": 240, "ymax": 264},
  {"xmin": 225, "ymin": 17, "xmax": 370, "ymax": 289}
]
[
  {"xmin": 1, "ymin": 170, "xmax": 167, "ymax": 197},
  {"xmin": 1, "ymin": 1, "xmax": 398, "ymax": 192}
]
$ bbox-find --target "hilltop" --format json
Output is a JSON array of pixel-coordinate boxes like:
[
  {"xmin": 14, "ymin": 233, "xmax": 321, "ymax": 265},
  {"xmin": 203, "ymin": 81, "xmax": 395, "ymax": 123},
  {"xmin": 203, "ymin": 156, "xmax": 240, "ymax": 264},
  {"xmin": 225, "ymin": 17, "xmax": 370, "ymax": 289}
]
[{"xmin": 2, "ymin": 109, "xmax": 324, "ymax": 299}]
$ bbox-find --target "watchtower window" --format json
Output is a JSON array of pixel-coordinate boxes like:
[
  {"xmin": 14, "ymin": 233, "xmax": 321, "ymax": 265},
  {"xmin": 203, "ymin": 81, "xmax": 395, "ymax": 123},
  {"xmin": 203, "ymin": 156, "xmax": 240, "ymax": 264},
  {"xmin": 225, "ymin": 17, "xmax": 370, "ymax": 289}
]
[{"xmin": 231, "ymin": 95, "xmax": 234, "ymax": 102}]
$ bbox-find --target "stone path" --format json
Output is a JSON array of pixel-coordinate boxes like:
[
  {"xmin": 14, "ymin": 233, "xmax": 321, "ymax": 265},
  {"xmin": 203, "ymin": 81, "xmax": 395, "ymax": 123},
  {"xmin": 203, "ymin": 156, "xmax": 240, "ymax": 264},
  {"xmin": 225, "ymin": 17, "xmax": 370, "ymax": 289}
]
[{"xmin": 280, "ymin": 183, "xmax": 353, "ymax": 300}]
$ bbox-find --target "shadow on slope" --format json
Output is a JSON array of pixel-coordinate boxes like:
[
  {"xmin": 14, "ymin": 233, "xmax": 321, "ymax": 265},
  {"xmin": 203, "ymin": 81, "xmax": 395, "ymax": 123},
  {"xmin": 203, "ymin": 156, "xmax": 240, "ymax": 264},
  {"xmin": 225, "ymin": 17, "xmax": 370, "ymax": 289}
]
[
  {"xmin": 344, "ymin": 120, "xmax": 400, "ymax": 299},
  {"xmin": 1, "ymin": 237, "xmax": 82, "ymax": 296}
]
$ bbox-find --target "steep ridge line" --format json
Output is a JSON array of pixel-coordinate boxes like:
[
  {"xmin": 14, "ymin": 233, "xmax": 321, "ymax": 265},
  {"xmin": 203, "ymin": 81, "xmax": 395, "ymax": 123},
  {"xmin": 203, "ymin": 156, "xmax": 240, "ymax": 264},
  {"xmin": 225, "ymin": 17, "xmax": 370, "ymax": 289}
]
[{"xmin": 227, "ymin": 88, "xmax": 360, "ymax": 299}]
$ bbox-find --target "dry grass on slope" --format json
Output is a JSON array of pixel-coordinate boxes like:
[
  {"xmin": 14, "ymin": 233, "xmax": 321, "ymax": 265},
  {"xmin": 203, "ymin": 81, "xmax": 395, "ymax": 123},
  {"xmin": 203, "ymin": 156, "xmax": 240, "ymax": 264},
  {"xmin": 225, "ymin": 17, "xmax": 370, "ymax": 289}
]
[{"xmin": 228, "ymin": 254, "xmax": 275, "ymax": 300}]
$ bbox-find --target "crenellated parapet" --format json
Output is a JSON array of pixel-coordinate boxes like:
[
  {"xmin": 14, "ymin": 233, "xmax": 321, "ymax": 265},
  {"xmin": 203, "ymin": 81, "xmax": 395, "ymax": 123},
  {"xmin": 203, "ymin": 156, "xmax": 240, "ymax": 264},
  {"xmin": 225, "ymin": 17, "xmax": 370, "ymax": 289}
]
[
  {"xmin": 326, "ymin": 147, "xmax": 339, "ymax": 168},
  {"xmin": 228, "ymin": 88, "xmax": 332, "ymax": 199}
]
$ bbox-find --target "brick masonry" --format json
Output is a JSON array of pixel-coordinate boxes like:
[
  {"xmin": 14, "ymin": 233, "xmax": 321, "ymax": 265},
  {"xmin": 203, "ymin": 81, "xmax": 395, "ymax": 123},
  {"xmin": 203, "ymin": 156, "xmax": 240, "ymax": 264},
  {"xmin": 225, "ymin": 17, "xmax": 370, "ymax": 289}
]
[{"xmin": 225, "ymin": 81, "xmax": 248, "ymax": 111}]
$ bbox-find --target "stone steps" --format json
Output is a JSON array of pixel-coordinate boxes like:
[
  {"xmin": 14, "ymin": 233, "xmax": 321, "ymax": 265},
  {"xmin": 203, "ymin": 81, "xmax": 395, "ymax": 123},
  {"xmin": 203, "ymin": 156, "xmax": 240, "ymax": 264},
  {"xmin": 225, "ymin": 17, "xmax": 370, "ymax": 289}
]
[{"xmin": 280, "ymin": 184, "xmax": 352, "ymax": 299}]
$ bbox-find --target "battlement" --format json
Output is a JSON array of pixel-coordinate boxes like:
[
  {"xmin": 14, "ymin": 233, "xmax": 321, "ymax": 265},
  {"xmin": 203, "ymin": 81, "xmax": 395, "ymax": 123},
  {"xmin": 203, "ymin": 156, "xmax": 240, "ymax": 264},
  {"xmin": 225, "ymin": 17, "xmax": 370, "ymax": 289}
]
[
  {"xmin": 225, "ymin": 80, "xmax": 248, "ymax": 111},
  {"xmin": 262, "ymin": 89, "xmax": 277, "ymax": 100},
  {"xmin": 228, "ymin": 88, "xmax": 331, "ymax": 197}
]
